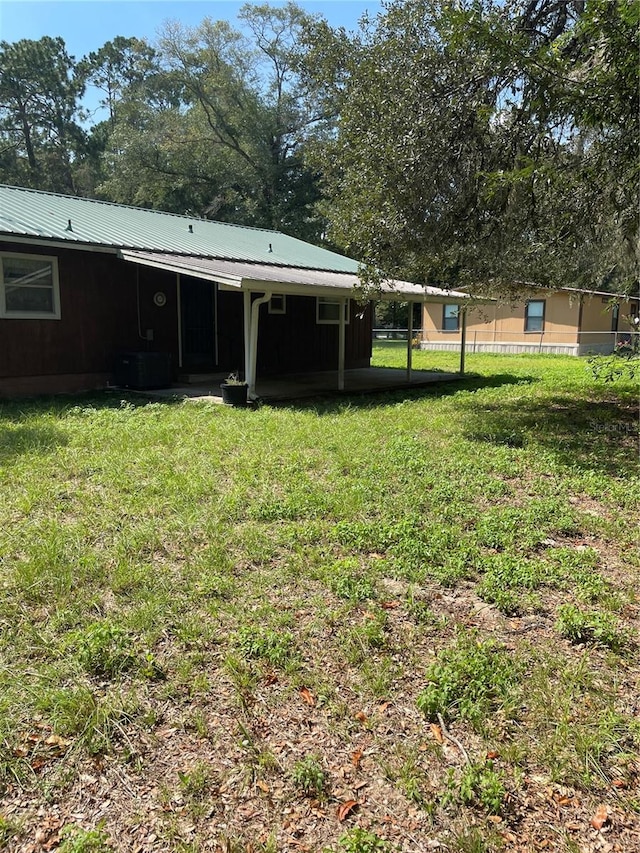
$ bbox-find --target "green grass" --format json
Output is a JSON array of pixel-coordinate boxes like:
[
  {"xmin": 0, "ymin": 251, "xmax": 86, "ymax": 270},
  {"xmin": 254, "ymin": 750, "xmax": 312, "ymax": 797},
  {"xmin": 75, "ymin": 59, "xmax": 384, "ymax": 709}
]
[{"xmin": 0, "ymin": 348, "xmax": 638, "ymax": 851}]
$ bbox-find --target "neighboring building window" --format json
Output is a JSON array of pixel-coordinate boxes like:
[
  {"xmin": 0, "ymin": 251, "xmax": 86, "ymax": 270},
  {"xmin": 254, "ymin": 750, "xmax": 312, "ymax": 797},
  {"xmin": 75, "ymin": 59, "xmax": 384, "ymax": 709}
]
[
  {"xmin": 1, "ymin": 253, "xmax": 60, "ymax": 319},
  {"xmin": 524, "ymin": 299, "xmax": 545, "ymax": 332},
  {"xmin": 610, "ymin": 303, "xmax": 619, "ymax": 333},
  {"xmin": 442, "ymin": 304, "xmax": 459, "ymax": 331},
  {"xmin": 317, "ymin": 297, "xmax": 349, "ymax": 325},
  {"xmin": 268, "ymin": 294, "xmax": 286, "ymax": 314}
]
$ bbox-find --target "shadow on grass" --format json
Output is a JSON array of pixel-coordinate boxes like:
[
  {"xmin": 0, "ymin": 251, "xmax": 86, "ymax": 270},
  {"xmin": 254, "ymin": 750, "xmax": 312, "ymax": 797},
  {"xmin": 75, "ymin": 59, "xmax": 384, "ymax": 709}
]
[
  {"xmin": 0, "ymin": 391, "xmax": 178, "ymax": 419},
  {"xmin": 462, "ymin": 393, "xmax": 638, "ymax": 475},
  {"xmin": 271, "ymin": 373, "xmax": 537, "ymax": 413},
  {"xmin": 0, "ymin": 423, "xmax": 68, "ymax": 459},
  {"xmin": 0, "ymin": 391, "xmax": 179, "ymax": 459}
]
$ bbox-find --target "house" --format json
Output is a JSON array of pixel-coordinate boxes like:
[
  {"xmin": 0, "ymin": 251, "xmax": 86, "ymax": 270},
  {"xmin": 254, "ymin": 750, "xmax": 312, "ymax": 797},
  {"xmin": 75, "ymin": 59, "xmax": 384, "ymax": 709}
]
[
  {"xmin": 421, "ymin": 287, "xmax": 640, "ymax": 356},
  {"xmin": 0, "ymin": 185, "xmax": 470, "ymax": 399}
]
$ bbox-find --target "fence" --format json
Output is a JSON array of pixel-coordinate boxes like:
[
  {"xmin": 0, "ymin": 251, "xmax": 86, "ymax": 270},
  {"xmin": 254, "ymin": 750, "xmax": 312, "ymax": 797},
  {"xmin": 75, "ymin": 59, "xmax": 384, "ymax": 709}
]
[
  {"xmin": 373, "ymin": 328, "xmax": 420, "ymax": 341},
  {"xmin": 374, "ymin": 329, "xmax": 640, "ymax": 356}
]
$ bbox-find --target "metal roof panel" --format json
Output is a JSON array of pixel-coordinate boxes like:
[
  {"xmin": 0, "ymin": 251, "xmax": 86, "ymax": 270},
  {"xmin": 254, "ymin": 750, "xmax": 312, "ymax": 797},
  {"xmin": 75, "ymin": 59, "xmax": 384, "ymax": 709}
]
[
  {"xmin": 120, "ymin": 251, "xmax": 472, "ymax": 301},
  {"xmin": 0, "ymin": 184, "xmax": 360, "ymax": 273}
]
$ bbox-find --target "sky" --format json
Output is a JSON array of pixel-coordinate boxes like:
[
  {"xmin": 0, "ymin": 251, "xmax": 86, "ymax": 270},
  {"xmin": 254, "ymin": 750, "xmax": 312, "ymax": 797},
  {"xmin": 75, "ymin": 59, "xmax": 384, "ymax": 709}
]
[{"xmin": 0, "ymin": 0, "xmax": 382, "ymax": 60}]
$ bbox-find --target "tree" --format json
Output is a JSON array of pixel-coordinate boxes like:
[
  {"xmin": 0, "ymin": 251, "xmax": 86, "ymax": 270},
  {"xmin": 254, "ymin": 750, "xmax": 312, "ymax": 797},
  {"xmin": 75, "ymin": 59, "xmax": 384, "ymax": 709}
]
[
  {"xmin": 300, "ymin": 0, "xmax": 639, "ymax": 295},
  {"xmin": 78, "ymin": 36, "xmax": 158, "ymax": 128},
  {"xmin": 0, "ymin": 36, "xmax": 86, "ymax": 193},
  {"xmin": 99, "ymin": 2, "xmax": 329, "ymax": 240}
]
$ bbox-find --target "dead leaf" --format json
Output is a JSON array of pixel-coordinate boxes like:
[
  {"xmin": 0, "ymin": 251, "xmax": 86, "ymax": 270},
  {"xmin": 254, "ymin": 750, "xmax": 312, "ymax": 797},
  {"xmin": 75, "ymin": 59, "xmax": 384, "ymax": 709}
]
[
  {"xmin": 336, "ymin": 799, "xmax": 358, "ymax": 822},
  {"xmin": 45, "ymin": 734, "xmax": 69, "ymax": 746},
  {"xmin": 351, "ymin": 749, "xmax": 363, "ymax": 768},
  {"xmin": 299, "ymin": 687, "xmax": 316, "ymax": 707},
  {"xmin": 430, "ymin": 723, "xmax": 444, "ymax": 744},
  {"xmin": 378, "ymin": 701, "xmax": 391, "ymax": 713},
  {"xmin": 590, "ymin": 804, "xmax": 609, "ymax": 830}
]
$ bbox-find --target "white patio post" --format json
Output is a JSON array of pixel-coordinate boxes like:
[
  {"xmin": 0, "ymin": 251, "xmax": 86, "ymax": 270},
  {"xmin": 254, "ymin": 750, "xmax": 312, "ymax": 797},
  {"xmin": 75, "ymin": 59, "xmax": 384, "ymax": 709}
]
[
  {"xmin": 338, "ymin": 297, "xmax": 347, "ymax": 390},
  {"xmin": 459, "ymin": 306, "xmax": 467, "ymax": 375},
  {"xmin": 406, "ymin": 300, "xmax": 414, "ymax": 382}
]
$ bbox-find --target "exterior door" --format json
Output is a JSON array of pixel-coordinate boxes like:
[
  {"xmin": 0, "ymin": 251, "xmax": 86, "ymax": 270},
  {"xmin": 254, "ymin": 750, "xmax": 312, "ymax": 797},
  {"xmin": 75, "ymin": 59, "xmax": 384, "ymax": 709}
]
[{"xmin": 180, "ymin": 278, "xmax": 216, "ymax": 370}]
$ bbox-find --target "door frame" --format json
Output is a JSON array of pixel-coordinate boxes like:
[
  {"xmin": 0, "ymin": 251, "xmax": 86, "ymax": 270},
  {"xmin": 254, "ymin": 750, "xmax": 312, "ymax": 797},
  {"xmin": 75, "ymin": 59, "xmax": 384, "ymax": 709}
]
[{"xmin": 176, "ymin": 274, "xmax": 219, "ymax": 371}]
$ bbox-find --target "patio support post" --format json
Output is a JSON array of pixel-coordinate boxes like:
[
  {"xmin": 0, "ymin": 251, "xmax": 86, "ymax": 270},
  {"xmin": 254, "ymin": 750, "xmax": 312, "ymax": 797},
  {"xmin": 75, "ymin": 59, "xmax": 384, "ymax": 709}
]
[
  {"xmin": 406, "ymin": 300, "xmax": 414, "ymax": 382},
  {"xmin": 338, "ymin": 298, "xmax": 347, "ymax": 390},
  {"xmin": 247, "ymin": 291, "xmax": 271, "ymax": 401},
  {"xmin": 459, "ymin": 306, "xmax": 467, "ymax": 375},
  {"xmin": 243, "ymin": 290, "xmax": 251, "ymax": 381}
]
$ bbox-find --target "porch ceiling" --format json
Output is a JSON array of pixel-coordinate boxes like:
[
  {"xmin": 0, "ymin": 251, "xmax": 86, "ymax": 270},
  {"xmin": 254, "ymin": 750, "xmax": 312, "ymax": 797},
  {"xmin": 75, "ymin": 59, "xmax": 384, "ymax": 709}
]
[{"xmin": 119, "ymin": 249, "xmax": 474, "ymax": 304}]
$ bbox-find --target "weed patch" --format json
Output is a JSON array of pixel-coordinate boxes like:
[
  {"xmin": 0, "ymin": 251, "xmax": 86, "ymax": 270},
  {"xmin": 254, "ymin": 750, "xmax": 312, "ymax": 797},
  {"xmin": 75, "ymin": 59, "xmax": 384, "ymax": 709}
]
[
  {"xmin": 417, "ymin": 630, "xmax": 523, "ymax": 728},
  {"xmin": 234, "ymin": 626, "xmax": 298, "ymax": 670},
  {"xmin": 555, "ymin": 604, "xmax": 630, "ymax": 651},
  {"xmin": 291, "ymin": 755, "xmax": 327, "ymax": 798}
]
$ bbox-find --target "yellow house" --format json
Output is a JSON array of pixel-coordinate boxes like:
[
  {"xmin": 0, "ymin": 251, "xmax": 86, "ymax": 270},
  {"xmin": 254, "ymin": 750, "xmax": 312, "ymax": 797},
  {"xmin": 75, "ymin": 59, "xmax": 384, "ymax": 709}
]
[{"xmin": 421, "ymin": 287, "xmax": 640, "ymax": 356}]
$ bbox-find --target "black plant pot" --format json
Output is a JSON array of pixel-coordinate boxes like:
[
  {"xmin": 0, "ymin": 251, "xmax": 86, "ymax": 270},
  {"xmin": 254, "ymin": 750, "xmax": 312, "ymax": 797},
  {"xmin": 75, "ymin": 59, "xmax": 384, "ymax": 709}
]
[{"xmin": 220, "ymin": 382, "xmax": 248, "ymax": 407}]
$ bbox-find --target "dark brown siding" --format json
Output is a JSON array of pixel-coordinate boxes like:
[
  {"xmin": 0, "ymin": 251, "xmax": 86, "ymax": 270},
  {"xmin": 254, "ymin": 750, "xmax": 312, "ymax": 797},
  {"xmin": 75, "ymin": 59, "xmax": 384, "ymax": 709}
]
[
  {"xmin": 257, "ymin": 296, "xmax": 372, "ymax": 376},
  {"xmin": 0, "ymin": 241, "xmax": 373, "ymax": 394},
  {"xmin": 0, "ymin": 243, "xmax": 180, "ymax": 388},
  {"xmin": 215, "ymin": 289, "xmax": 245, "ymax": 372}
]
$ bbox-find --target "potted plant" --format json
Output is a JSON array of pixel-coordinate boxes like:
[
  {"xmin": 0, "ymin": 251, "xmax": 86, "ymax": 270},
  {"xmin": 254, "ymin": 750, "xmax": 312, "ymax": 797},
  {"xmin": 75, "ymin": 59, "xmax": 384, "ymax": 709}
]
[{"xmin": 220, "ymin": 372, "xmax": 248, "ymax": 407}]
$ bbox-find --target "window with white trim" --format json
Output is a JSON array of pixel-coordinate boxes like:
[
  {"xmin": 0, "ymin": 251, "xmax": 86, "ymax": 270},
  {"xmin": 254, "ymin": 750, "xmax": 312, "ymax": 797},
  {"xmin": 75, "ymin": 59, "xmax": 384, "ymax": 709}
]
[
  {"xmin": 1, "ymin": 253, "xmax": 60, "ymax": 319},
  {"xmin": 268, "ymin": 294, "xmax": 286, "ymax": 314},
  {"xmin": 316, "ymin": 297, "xmax": 349, "ymax": 325},
  {"xmin": 524, "ymin": 299, "xmax": 545, "ymax": 332},
  {"xmin": 442, "ymin": 304, "xmax": 459, "ymax": 331}
]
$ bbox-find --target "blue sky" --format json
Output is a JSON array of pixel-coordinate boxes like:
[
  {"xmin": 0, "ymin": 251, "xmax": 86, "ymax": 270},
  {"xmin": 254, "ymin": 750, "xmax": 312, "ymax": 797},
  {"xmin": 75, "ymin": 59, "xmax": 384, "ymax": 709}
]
[{"xmin": 0, "ymin": 1, "xmax": 381, "ymax": 59}]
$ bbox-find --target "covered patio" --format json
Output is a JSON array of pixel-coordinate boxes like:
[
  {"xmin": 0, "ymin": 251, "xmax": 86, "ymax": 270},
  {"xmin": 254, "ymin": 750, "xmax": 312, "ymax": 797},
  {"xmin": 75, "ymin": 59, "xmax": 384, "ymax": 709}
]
[
  {"xmin": 121, "ymin": 250, "xmax": 476, "ymax": 401},
  {"xmin": 142, "ymin": 365, "xmax": 462, "ymax": 404}
]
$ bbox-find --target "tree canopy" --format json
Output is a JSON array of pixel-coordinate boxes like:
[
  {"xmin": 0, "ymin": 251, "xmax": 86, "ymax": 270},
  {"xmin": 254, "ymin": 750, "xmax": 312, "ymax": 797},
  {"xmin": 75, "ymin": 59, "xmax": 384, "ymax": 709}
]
[
  {"xmin": 0, "ymin": 36, "xmax": 85, "ymax": 193},
  {"xmin": 98, "ymin": 2, "xmax": 329, "ymax": 239},
  {"xmin": 0, "ymin": 1, "xmax": 637, "ymax": 291},
  {"xmin": 301, "ymin": 0, "xmax": 639, "ymax": 294}
]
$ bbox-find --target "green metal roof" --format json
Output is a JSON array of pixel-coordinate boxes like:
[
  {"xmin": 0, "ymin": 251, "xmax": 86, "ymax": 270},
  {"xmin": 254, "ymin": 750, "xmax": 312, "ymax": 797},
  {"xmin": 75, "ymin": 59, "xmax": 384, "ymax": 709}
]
[{"xmin": 0, "ymin": 184, "xmax": 360, "ymax": 273}]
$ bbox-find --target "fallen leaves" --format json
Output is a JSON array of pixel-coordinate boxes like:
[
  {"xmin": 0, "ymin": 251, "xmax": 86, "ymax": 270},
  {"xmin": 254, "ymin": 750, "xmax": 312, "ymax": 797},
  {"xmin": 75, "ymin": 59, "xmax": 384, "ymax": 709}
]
[
  {"xmin": 590, "ymin": 804, "xmax": 610, "ymax": 830},
  {"xmin": 299, "ymin": 687, "xmax": 316, "ymax": 707},
  {"xmin": 336, "ymin": 799, "xmax": 358, "ymax": 822},
  {"xmin": 429, "ymin": 723, "xmax": 443, "ymax": 744}
]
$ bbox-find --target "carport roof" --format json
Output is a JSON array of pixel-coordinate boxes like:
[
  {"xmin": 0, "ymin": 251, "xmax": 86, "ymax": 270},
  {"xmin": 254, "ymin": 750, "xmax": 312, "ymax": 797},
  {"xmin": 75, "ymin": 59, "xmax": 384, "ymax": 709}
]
[{"xmin": 119, "ymin": 250, "xmax": 470, "ymax": 302}]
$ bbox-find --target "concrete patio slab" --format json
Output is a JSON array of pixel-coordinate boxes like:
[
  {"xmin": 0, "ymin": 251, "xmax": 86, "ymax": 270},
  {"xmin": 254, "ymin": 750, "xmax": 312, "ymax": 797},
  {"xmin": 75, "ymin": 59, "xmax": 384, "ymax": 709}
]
[{"xmin": 134, "ymin": 367, "xmax": 462, "ymax": 404}]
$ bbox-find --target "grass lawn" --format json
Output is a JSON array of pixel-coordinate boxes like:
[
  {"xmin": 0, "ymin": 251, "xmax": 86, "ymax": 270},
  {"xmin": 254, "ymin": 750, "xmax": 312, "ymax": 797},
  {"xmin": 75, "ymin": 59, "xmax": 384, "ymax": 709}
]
[{"xmin": 0, "ymin": 346, "xmax": 638, "ymax": 853}]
